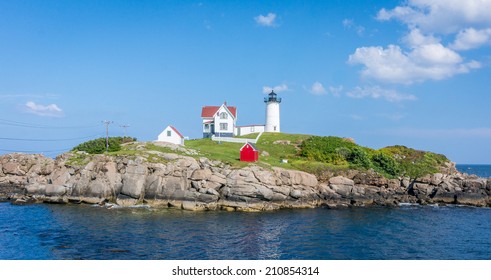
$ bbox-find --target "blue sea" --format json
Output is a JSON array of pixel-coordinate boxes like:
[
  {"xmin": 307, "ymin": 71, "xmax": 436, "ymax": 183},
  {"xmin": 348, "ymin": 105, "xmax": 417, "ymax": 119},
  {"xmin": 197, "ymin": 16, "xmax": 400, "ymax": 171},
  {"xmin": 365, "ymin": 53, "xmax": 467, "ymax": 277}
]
[
  {"xmin": 0, "ymin": 164, "xmax": 489, "ymax": 260},
  {"xmin": 456, "ymin": 164, "xmax": 491, "ymax": 178}
]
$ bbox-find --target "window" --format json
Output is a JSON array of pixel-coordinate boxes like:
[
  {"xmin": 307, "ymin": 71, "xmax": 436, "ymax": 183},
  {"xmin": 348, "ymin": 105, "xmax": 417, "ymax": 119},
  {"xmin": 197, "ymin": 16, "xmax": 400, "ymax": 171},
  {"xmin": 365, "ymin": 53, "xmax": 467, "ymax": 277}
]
[
  {"xmin": 220, "ymin": 112, "xmax": 228, "ymax": 119},
  {"xmin": 250, "ymin": 126, "xmax": 255, "ymax": 132},
  {"xmin": 220, "ymin": 123, "xmax": 228, "ymax": 130},
  {"xmin": 167, "ymin": 130, "xmax": 172, "ymax": 137},
  {"xmin": 273, "ymin": 126, "xmax": 277, "ymax": 131},
  {"xmin": 204, "ymin": 124, "xmax": 209, "ymax": 131}
]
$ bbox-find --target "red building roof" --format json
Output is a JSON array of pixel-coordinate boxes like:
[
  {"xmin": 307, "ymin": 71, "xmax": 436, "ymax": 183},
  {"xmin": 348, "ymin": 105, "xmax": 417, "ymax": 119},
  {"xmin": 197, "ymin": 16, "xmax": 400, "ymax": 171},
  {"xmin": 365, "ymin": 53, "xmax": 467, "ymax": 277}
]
[
  {"xmin": 201, "ymin": 105, "xmax": 237, "ymax": 118},
  {"xmin": 169, "ymin": 125, "xmax": 184, "ymax": 138}
]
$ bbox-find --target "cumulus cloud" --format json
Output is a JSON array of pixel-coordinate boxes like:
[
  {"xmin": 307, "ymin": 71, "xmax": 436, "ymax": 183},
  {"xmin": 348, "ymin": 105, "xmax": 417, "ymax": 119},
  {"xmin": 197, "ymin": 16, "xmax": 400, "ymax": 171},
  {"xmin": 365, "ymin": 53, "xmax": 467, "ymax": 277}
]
[
  {"xmin": 263, "ymin": 84, "xmax": 288, "ymax": 93},
  {"xmin": 255, "ymin": 13, "xmax": 277, "ymax": 27},
  {"xmin": 376, "ymin": 0, "xmax": 491, "ymax": 34},
  {"xmin": 346, "ymin": 86, "xmax": 416, "ymax": 102},
  {"xmin": 350, "ymin": 1, "xmax": 490, "ymax": 85},
  {"xmin": 310, "ymin": 82, "xmax": 326, "ymax": 95},
  {"xmin": 348, "ymin": 44, "xmax": 480, "ymax": 84},
  {"xmin": 451, "ymin": 28, "xmax": 491, "ymax": 50},
  {"xmin": 24, "ymin": 101, "xmax": 63, "ymax": 117},
  {"xmin": 402, "ymin": 28, "xmax": 440, "ymax": 47}
]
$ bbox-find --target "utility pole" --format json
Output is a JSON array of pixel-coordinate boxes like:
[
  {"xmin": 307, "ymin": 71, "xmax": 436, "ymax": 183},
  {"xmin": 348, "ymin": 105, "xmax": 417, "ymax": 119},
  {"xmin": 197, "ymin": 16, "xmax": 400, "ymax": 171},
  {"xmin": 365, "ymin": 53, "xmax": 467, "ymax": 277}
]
[
  {"xmin": 102, "ymin": 120, "xmax": 113, "ymax": 152},
  {"xmin": 120, "ymin": 124, "xmax": 130, "ymax": 143}
]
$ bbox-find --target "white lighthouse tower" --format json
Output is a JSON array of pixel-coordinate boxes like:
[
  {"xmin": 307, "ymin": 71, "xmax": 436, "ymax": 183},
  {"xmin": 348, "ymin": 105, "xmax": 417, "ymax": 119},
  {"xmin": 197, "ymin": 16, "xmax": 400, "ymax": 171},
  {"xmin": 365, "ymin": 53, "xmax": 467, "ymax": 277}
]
[{"xmin": 264, "ymin": 90, "xmax": 281, "ymax": 132}]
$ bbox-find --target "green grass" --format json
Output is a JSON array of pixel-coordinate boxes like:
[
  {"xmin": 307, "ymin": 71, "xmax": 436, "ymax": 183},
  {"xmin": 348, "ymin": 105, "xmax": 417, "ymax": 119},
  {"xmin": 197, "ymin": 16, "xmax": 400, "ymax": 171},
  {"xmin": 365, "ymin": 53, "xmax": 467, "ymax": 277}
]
[
  {"xmin": 185, "ymin": 133, "xmax": 315, "ymax": 169},
  {"xmin": 184, "ymin": 138, "xmax": 250, "ymax": 167},
  {"xmin": 235, "ymin": 133, "xmax": 260, "ymax": 139},
  {"xmin": 65, "ymin": 133, "xmax": 451, "ymax": 179}
]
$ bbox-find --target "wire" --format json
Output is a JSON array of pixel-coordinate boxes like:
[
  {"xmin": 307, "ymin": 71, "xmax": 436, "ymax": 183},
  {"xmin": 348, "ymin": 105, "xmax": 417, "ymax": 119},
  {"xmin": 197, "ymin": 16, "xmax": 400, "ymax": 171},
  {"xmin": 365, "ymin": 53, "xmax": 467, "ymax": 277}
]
[
  {"xmin": 0, "ymin": 118, "xmax": 100, "ymax": 129},
  {"xmin": 0, "ymin": 148, "xmax": 71, "ymax": 153},
  {"xmin": 0, "ymin": 134, "xmax": 102, "ymax": 142}
]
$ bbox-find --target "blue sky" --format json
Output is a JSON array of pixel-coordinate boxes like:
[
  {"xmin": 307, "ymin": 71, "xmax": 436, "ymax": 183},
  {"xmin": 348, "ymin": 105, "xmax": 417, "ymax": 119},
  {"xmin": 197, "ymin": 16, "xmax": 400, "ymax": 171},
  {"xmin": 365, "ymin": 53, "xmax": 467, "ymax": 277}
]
[{"xmin": 1, "ymin": 0, "xmax": 490, "ymax": 163}]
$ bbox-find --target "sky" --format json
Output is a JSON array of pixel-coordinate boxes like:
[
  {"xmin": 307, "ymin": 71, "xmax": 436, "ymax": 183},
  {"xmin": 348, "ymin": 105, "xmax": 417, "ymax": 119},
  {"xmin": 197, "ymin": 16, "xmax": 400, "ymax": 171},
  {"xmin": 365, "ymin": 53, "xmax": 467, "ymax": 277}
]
[{"xmin": 1, "ymin": 0, "xmax": 490, "ymax": 163}]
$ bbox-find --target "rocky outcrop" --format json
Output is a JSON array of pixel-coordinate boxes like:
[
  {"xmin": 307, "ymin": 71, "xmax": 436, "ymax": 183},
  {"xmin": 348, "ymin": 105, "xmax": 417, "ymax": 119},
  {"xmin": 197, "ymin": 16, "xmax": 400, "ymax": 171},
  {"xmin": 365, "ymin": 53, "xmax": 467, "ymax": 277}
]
[{"xmin": 0, "ymin": 152, "xmax": 490, "ymax": 211}]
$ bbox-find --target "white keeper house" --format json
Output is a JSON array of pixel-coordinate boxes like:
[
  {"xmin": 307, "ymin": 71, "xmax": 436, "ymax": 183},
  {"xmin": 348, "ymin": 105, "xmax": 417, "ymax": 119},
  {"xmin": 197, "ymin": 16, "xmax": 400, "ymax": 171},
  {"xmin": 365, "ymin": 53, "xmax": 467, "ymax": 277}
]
[{"xmin": 201, "ymin": 90, "xmax": 282, "ymax": 138}]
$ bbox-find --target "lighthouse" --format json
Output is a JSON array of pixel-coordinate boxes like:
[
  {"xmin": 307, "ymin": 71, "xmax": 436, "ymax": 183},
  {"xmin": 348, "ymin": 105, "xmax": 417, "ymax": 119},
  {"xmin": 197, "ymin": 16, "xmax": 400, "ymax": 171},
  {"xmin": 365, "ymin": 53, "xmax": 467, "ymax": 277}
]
[{"xmin": 264, "ymin": 90, "xmax": 281, "ymax": 132}]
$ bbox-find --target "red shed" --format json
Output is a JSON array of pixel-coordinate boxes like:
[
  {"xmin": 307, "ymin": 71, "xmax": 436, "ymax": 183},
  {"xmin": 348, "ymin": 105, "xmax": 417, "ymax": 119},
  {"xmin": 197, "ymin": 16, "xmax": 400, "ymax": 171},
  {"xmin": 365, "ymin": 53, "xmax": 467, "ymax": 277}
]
[{"xmin": 240, "ymin": 142, "xmax": 259, "ymax": 162}]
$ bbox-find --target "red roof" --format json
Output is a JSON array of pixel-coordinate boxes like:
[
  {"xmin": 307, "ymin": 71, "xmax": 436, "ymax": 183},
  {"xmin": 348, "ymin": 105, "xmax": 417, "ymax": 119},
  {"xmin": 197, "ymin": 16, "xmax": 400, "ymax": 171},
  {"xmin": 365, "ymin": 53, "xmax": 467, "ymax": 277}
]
[
  {"xmin": 201, "ymin": 105, "xmax": 237, "ymax": 118},
  {"xmin": 240, "ymin": 142, "xmax": 258, "ymax": 151},
  {"xmin": 169, "ymin": 125, "xmax": 184, "ymax": 138}
]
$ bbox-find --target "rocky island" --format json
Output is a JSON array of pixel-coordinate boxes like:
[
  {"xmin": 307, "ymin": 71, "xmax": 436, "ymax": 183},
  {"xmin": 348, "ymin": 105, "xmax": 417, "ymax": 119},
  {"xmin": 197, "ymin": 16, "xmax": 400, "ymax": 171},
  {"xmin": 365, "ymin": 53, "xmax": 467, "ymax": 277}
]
[{"xmin": 1, "ymin": 134, "xmax": 490, "ymax": 211}]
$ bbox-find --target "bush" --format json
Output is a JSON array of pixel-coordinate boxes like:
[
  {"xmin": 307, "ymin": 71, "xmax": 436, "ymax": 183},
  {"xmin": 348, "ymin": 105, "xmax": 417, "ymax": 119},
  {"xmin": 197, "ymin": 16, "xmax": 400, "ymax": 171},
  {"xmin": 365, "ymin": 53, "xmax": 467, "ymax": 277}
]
[
  {"xmin": 371, "ymin": 152, "xmax": 400, "ymax": 177},
  {"xmin": 72, "ymin": 137, "xmax": 136, "ymax": 154},
  {"xmin": 347, "ymin": 147, "xmax": 371, "ymax": 169},
  {"xmin": 297, "ymin": 136, "xmax": 450, "ymax": 179},
  {"xmin": 299, "ymin": 136, "xmax": 357, "ymax": 165}
]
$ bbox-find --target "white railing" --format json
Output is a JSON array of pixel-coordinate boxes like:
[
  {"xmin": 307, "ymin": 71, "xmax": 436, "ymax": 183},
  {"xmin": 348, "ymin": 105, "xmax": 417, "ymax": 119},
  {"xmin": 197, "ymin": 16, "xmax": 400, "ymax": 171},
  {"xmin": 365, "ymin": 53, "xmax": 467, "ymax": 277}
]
[{"xmin": 211, "ymin": 132, "xmax": 263, "ymax": 144}]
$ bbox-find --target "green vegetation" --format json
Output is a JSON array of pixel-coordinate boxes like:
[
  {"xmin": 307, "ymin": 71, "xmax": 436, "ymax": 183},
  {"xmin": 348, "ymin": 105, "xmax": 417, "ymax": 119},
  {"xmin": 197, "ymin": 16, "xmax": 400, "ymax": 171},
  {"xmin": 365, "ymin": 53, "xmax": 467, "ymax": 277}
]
[
  {"xmin": 379, "ymin": 145, "xmax": 448, "ymax": 178},
  {"xmin": 185, "ymin": 138, "xmax": 250, "ymax": 167},
  {"xmin": 67, "ymin": 133, "xmax": 450, "ymax": 179},
  {"xmin": 298, "ymin": 136, "xmax": 448, "ymax": 178},
  {"xmin": 72, "ymin": 137, "xmax": 136, "ymax": 154},
  {"xmin": 235, "ymin": 133, "xmax": 260, "ymax": 139}
]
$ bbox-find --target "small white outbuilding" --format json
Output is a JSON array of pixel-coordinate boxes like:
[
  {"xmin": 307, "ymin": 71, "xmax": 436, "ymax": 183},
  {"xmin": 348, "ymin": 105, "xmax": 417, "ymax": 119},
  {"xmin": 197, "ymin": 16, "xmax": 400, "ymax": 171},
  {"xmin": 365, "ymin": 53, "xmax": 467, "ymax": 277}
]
[{"xmin": 157, "ymin": 125, "xmax": 185, "ymax": 146}]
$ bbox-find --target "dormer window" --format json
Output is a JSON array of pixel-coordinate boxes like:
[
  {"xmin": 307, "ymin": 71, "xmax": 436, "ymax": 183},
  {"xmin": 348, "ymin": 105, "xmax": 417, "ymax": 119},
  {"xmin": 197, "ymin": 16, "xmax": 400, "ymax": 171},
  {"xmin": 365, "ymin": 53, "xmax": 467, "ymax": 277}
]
[{"xmin": 220, "ymin": 112, "xmax": 228, "ymax": 119}]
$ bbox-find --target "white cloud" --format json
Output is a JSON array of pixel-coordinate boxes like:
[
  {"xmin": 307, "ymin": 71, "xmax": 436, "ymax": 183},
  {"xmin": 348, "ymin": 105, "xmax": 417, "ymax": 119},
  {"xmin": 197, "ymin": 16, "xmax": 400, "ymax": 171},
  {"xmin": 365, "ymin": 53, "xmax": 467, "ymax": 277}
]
[
  {"xmin": 328, "ymin": 85, "xmax": 343, "ymax": 97},
  {"xmin": 376, "ymin": 0, "xmax": 491, "ymax": 34},
  {"xmin": 342, "ymin": 18, "xmax": 365, "ymax": 36},
  {"xmin": 310, "ymin": 82, "xmax": 326, "ymax": 95},
  {"xmin": 353, "ymin": 1, "xmax": 490, "ymax": 85},
  {"xmin": 451, "ymin": 28, "xmax": 491, "ymax": 50},
  {"xmin": 346, "ymin": 86, "xmax": 417, "ymax": 102},
  {"xmin": 348, "ymin": 44, "xmax": 480, "ymax": 84},
  {"xmin": 255, "ymin": 13, "xmax": 277, "ymax": 27},
  {"xmin": 402, "ymin": 28, "xmax": 440, "ymax": 47},
  {"xmin": 24, "ymin": 101, "xmax": 63, "ymax": 117},
  {"xmin": 263, "ymin": 84, "xmax": 288, "ymax": 94}
]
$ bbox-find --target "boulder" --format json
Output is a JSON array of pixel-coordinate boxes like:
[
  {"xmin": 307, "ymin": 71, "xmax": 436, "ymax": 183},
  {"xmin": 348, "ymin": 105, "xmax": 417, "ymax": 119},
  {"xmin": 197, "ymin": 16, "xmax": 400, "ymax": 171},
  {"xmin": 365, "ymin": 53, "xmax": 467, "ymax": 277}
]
[
  {"xmin": 329, "ymin": 176, "xmax": 354, "ymax": 186},
  {"xmin": 182, "ymin": 200, "xmax": 207, "ymax": 211},
  {"xmin": 26, "ymin": 183, "xmax": 46, "ymax": 195},
  {"xmin": 120, "ymin": 164, "xmax": 147, "ymax": 199},
  {"xmin": 45, "ymin": 184, "xmax": 67, "ymax": 196},
  {"xmin": 3, "ymin": 162, "xmax": 25, "ymax": 176},
  {"xmin": 456, "ymin": 192, "xmax": 488, "ymax": 207},
  {"xmin": 431, "ymin": 190, "xmax": 456, "ymax": 204},
  {"xmin": 290, "ymin": 189, "xmax": 302, "ymax": 199},
  {"xmin": 190, "ymin": 169, "xmax": 212, "ymax": 181},
  {"xmin": 329, "ymin": 184, "xmax": 352, "ymax": 197}
]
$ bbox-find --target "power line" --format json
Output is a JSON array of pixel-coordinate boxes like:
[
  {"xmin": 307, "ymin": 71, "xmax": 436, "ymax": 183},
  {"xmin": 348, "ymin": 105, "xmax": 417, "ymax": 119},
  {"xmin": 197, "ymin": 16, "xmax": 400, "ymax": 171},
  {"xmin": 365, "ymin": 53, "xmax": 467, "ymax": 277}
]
[
  {"xmin": 0, "ymin": 118, "xmax": 100, "ymax": 129},
  {"xmin": 120, "ymin": 124, "xmax": 130, "ymax": 141},
  {"xmin": 0, "ymin": 134, "xmax": 102, "ymax": 142},
  {"xmin": 0, "ymin": 148, "xmax": 71, "ymax": 153},
  {"xmin": 102, "ymin": 120, "xmax": 113, "ymax": 152}
]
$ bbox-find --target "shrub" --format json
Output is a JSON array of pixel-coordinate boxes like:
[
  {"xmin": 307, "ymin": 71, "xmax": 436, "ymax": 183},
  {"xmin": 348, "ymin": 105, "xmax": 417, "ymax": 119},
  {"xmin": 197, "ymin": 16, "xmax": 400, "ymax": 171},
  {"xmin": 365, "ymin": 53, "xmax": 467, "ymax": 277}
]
[
  {"xmin": 72, "ymin": 137, "xmax": 136, "ymax": 154},
  {"xmin": 371, "ymin": 152, "xmax": 400, "ymax": 177},
  {"xmin": 347, "ymin": 147, "xmax": 371, "ymax": 169}
]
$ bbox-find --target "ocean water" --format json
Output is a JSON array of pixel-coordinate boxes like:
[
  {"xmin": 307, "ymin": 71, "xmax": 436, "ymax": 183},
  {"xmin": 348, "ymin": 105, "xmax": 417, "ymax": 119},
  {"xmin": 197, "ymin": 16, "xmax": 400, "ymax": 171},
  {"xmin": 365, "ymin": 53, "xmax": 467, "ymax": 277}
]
[
  {"xmin": 456, "ymin": 164, "xmax": 491, "ymax": 178},
  {"xmin": 0, "ymin": 203, "xmax": 490, "ymax": 260},
  {"xmin": 0, "ymin": 164, "xmax": 489, "ymax": 260}
]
